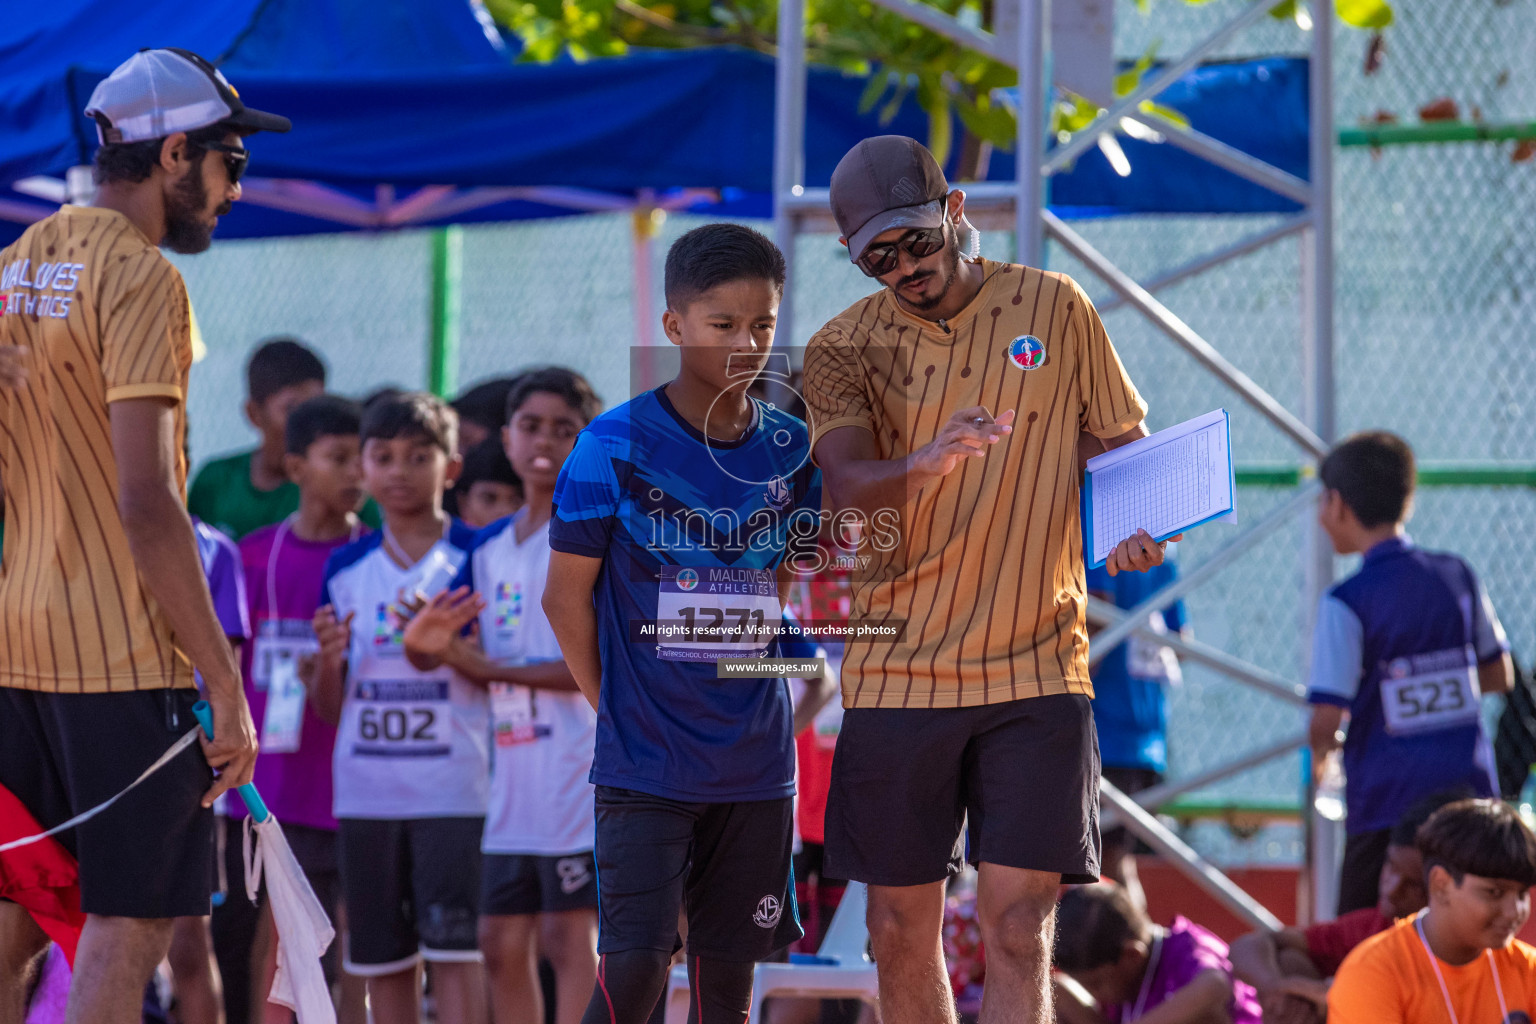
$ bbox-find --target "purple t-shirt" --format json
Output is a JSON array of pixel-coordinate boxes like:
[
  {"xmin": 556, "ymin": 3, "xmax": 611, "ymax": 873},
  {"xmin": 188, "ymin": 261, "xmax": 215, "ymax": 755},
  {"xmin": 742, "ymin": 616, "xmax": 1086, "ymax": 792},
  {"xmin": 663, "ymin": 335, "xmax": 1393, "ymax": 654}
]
[
  {"xmin": 194, "ymin": 518, "xmax": 251, "ymax": 645},
  {"xmin": 235, "ymin": 522, "xmax": 366, "ymax": 831},
  {"xmin": 1111, "ymin": 917, "xmax": 1263, "ymax": 1024}
]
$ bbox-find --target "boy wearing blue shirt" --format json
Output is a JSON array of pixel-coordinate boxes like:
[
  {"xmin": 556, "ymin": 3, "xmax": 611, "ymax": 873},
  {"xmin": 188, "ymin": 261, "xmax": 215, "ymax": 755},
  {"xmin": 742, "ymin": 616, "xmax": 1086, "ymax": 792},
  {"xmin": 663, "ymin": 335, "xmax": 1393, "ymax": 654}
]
[
  {"xmin": 1307, "ymin": 432, "xmax": 1513, "ymax": 915},
  {"xmin": 311, "ymin": 393, "xmax": 488, "ymax": 1022},
  {"xmin": 542, "ymin": 225, "xmax": 821, "ymax": 1024}
]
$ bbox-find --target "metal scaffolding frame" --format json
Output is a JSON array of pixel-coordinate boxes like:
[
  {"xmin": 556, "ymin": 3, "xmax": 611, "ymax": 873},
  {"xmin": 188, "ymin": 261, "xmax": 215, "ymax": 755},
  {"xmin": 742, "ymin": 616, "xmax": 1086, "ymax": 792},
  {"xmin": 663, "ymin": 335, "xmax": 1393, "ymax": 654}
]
[{"xmin": 774, "ymin": 0, "xmax": 1338, "ymax": 925}]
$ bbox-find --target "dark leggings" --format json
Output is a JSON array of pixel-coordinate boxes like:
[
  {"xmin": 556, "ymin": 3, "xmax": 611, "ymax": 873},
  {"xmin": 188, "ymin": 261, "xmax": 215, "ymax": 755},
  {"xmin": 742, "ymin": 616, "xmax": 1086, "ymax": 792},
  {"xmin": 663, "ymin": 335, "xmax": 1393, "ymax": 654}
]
[{"xmin": 581, "ymin": 949, "xmax": 755, "ymax": 1024}]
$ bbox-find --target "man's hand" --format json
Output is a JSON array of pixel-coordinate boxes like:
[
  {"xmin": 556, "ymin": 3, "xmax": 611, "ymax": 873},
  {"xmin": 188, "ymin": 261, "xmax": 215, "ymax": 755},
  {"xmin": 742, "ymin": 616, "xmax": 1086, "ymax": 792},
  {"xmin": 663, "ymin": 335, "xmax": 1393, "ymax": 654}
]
[
  {"xmin": 314, "ymin": 605, "xmax": 354, "ymax": 666},
  {"xmin": 0, "ymin": 346, "xmax": 27, "ymax": 389},
  {"xmin": 1259, "ymin": 990, "xmax": 1326, "ymax": 1024},
  {"xmin": 199, "ymin": 684, "xmax": 258, "ymax": 808},
  {"xmin": 1104, "ymin": 528, "xmax": 1182, "ymax": 577},
  {"xmin": 909, "ymin": 407, "xmax": 1015, "ymax": 479},
  {"xmin": 403, "ymin": 587, "xmax": 485, "ymax": 660}
]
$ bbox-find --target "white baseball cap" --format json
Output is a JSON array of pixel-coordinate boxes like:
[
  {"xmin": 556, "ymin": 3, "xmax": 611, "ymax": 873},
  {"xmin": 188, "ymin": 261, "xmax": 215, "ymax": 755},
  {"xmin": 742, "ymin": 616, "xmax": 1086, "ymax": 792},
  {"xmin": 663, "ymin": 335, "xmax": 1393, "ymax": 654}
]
[{"xmin": 85, "ymin": 48, "xmax": 290, "ymax": 145}]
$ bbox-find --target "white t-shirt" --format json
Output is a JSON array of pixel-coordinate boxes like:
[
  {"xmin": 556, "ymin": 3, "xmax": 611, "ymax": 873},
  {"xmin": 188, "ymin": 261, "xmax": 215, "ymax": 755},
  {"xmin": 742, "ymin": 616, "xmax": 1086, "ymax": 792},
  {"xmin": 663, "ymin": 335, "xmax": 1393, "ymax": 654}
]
[
  {"xmin": 454, "ymin": 512, "xmax": 596, "ymax": 855},
  {"xmin": 320, "ymin": 522, "xmax": 489, "ymax": 819}
]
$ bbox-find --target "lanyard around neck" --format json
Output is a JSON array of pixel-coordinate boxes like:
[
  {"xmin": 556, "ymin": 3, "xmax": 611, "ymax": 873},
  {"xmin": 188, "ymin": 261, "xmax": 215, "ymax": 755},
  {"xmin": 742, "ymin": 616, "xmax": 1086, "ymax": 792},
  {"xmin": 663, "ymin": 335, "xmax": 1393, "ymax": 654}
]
[
  {"xmin": 1127, "ymin": 929, "xmax": 1164, "ymax": 1022},
  {"xmin": 266, "ymin": 513, "xmax": 362, "ymax": 618},
  {"xmin": 1415, "ymin": 913, "xmax": 1509, "ymax": 1024},
  {"xmin": 382, "ymin": 518, "xmax": 450, "ymax": 571}
]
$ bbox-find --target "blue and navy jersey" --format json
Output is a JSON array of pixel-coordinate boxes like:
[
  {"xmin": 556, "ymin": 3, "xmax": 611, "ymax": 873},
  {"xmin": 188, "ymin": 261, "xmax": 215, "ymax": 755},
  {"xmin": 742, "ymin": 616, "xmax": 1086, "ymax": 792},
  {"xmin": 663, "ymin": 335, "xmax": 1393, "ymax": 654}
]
[
  {"xmin": 1086, "ymin": 560, "xmax": 1186, "ymax": 774},
  {"xmin": 1307, "ymin": 536, "xmax": 1508, "ymax": 834},
  {"xmin": 549, "ymin": 386, "xmax": 822, "ymax": 802}
]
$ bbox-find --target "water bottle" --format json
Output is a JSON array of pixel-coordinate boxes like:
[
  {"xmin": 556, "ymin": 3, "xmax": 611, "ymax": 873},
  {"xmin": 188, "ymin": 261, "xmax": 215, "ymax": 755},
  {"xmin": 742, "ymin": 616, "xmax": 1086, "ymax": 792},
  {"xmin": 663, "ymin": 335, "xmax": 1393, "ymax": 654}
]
[
  {"xmin": 1519, "ymin": 767, "xmax": 1536, "ymax": 832},
  {"xmin": 1314, "ymin": 749, "xmax": 1346, "ymax": 822}
]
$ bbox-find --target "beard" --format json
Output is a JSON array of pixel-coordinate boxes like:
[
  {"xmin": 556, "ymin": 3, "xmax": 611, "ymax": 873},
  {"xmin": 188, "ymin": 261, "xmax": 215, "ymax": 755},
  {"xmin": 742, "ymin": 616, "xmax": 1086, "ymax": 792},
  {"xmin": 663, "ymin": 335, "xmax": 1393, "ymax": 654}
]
[
  {"xmin": 162, "ymin": 164, "xmax": 226, "ymax": 255},
  {"xmin": 892, "ymin": 230, "xmax": 963, "ymax": 312}
]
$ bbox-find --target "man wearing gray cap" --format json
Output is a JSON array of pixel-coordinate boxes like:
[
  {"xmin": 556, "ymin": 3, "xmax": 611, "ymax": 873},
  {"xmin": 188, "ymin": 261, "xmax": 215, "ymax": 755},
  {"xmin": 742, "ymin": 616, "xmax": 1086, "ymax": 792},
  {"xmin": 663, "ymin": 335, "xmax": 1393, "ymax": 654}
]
[
  {"xmin": 802, "ymin": 136, "xmax": 1170, "ymax": 1023},
  {"xmin": 0, "ymin": 48, "xmax": 286, "ymax": 1024}
]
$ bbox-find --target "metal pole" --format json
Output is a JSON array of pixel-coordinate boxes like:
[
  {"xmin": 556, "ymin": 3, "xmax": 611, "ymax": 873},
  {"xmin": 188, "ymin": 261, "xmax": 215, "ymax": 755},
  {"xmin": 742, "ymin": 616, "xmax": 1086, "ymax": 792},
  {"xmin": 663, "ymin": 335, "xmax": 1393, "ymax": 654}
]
[
  {"xmin": 774, "ymin": 0, "xmax": 807, "ymax": 347},
  {"xmin": 1100, "ymin": 780, "xmax": 1284, "ymax": 932},
  {"xmin": 633, "ymin": 190, "xmax": 659, "ymax": 350},
  {"xmin": 1047, "ymin": 211, "xmax": 1327, "ymax": 457},
  {"xmin": 1089, "ymin": 481, "xmax": 1323, "ymax": 665},
  {"xmin": 1097, "ymin": 214, "xmax": 1310, "ymax": 314},
  {"xmin": 1086, "ymin": 596, "xmax": 1308, "ymax": 705},
  {"xmin": 1124, "ymin": 111, "xmax": 1313, "ymax": 205},
  {"xmin": 1302, "ymin": 0, "xmax": 1338, "ymax": 927},
  {"xmin": 1043, "ymin": 0, "xmax": 1279, "ymax": 173},
  {"xmin": 1016, "ymin": 0, "xmax": 1047, "ymax": 267},
  {"xmin": 428, "ymin": 225, "xmax": 462, "ymax": 399},
  {"xmin": 1101, "ymin": 733, "xmax": 1306, "ymax": 826}
]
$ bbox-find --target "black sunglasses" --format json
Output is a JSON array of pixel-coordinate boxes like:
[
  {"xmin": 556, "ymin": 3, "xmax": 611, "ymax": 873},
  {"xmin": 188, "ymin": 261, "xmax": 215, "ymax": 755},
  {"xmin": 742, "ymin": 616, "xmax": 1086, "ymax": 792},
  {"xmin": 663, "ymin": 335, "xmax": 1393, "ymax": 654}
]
[
  {"xmin": 200, "ymin": 141, "xmax": 250, "ymax": 184},
  {"xmin": 854, "ymin": 224, "xmax": 948, "ymax": 278}
]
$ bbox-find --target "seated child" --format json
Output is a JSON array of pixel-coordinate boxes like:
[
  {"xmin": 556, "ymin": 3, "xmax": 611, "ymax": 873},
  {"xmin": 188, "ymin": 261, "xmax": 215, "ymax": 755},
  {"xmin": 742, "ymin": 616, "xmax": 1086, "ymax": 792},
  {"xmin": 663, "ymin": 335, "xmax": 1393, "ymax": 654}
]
[
  {"xmin": 1055, "ymin": 884, "xmax": 1262, "ymax": 1023},
  {"xmin": 1329, "ymin": 798, "xmax": 1536, "ymax": 1024}
]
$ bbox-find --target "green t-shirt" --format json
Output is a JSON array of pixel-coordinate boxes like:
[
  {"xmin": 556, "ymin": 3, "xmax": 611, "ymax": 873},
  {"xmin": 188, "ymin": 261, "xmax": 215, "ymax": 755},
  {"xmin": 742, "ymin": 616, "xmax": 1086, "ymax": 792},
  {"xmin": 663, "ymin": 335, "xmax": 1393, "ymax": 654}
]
[{"xmin": 188, "ymin": 449, "xmax": 380, "ymax": 540}]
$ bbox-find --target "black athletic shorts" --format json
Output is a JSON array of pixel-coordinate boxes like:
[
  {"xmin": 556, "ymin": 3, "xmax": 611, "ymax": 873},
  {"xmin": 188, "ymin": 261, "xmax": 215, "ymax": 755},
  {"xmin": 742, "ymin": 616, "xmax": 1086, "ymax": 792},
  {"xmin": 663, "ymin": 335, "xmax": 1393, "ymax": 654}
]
[
  {"xmin": 0, "ymin": 687, "xmax": 214, "ymax": 918},
  {"xmin": 593, "ymin": 786, "xmax": 802, "ymax": 962},
  {"xmin": 824, "ymin": 693, "xmax": 1101, "ymax": 886},
  {"xmin": 338, "ymin": 816, "xmax": 484, "ymax": 973},
  {"xmin": 482, "ymin": 852, "xmax": 599, "ymax": 916}
]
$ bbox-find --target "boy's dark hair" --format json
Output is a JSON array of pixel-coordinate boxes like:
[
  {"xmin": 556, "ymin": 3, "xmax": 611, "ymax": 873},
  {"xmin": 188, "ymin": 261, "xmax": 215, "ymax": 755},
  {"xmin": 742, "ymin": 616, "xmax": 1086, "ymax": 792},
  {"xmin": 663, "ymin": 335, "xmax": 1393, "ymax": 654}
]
[
  {"xmin": 1318, "ymin": 431, "xmax": 1415, "ymax": 529},
  {"xmin": 505, "ymin": 367, "xmax": 602, "ymax": 425},
  {"xmin": 1390, "ymin": 788, "xmax": 1475, "ymax": 848},
  {"xmin": 455, "ymin": 438, "xmax": 521, "ymax": 496},
  {"xmin": 453, "ymin": 376, "xmax": 524, "ymax": 434},
  {"xmin": 664, "ymin": 224, "xmax": 786, "ymax": 310},
  {"xmin": 361, "ymin": 386, "xmax": 405, "ymax": 411},
  {"xmin": 247, "ymin": 337, "xmax": 326, "ymax": 405},
  {"xmin": 1417, "ymin": 798, "xmax": 1536, "ymax": 887},
  {"xmin": 92, "ymin": 123, "xmax": 231, "ymax": 186},
  {"xmin": 360, "ymin": 391, "xmax": 458, "ymax": 457},
  {"xmin": 1053, "ymin": 884, "xmax": 1151, "ymax": 974},
  {"xmin": 285, "ymin": 394, "xmax": 363, "ymax": 457}
]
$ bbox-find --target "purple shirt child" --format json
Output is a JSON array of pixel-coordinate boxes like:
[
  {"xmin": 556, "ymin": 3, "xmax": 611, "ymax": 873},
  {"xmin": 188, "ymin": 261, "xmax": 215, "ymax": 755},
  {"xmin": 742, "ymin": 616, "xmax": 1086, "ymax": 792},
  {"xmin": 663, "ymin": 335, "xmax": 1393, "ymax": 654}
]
[
  {"xmin": 1111, "ymin": 916, "xmax": 1263, "ymax": 1024},
  {"xmin": 193, "ymin": 517, "xmax": 251, "ymax": 655},
  {"xmin": 235, "ymin": 520, "xmax": 364, "ymax": 831}
]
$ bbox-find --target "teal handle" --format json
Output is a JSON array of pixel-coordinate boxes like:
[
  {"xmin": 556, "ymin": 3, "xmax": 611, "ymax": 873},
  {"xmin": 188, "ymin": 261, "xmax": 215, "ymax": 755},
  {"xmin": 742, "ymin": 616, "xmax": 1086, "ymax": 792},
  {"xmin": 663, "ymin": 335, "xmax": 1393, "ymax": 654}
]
[{"xmin": 191, "ymin": 700, "xmax": 271, "ymax": 824}]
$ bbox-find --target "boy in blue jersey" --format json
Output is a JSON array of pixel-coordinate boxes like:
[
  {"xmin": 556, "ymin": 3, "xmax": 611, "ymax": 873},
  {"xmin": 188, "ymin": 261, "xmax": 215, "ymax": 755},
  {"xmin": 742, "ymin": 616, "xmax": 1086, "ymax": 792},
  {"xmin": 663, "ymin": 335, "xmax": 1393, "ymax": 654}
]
[
  {"xmin": 542, "ymin": 224, "xmax": 821, "ymax": 1024},
  {"xmin": 402, "ymin": 367, "xmax": 605, "ymax": 1024},
  {"xmin": 1308, "ymin": 432, "xmax": 1513, "ymax": 916},
  {"xmin": 311, "ymin": 393, "xmax": 489, "ymax": 1023},
  {"xmin": 1087, "ymin": 554, "xmax": 1188, "ymax": 912}
]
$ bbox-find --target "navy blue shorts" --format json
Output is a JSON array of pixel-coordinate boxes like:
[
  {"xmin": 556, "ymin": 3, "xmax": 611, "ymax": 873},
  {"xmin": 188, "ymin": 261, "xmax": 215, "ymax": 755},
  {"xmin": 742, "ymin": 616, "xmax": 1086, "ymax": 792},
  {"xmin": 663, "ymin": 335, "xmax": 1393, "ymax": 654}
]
[{"xmin": 593, "ymin": 786, "xmax": 802, "ymax": 962}]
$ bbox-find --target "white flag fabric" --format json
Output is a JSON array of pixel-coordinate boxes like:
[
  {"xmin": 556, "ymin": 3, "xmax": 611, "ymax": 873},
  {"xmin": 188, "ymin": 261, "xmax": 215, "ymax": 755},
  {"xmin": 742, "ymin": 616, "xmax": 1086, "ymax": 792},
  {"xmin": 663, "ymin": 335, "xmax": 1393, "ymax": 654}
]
[{"xmin": 244, "ymin": 817, "xmax": 337, "ymax": 1024}]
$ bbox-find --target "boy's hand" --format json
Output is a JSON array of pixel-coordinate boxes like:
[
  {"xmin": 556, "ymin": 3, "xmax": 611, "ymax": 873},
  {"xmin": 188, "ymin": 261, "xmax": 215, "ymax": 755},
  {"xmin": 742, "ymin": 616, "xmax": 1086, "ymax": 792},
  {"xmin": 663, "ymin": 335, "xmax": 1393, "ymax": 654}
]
[
  {"xmin": 403, "ymin": 587, "xmax": 486, "ymax": 659},
  {"xmin": 314, "ymin": 605, "xmax": 354, "ymax": 664}
]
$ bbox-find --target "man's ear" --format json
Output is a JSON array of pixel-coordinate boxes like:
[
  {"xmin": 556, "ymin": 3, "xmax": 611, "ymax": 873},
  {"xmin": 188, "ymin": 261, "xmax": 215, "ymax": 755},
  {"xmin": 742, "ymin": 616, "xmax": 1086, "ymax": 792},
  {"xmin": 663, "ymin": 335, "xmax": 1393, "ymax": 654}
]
[
  {"xmin": 946, "ymin": 189, "xmax": 967, "ymax": 225},
  {"xmin": 158, "ymin": 132, "xmax": 191, "ymax": 175},
  {"xmin": 1427, "ymin": 863, "xmax": 1457, "ymax": 903},
  {"xmin": 443, "ymin": 452, "xmax": 465, "ymax": 491}
]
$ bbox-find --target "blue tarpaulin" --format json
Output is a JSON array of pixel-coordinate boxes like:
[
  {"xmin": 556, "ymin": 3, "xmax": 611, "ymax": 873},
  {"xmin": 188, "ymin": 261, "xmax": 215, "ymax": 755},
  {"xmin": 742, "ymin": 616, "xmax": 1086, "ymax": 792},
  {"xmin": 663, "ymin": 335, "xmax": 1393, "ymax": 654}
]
[{"xmin": 0, "ymin": 0, "xmax": 1308, "ymax": 242}]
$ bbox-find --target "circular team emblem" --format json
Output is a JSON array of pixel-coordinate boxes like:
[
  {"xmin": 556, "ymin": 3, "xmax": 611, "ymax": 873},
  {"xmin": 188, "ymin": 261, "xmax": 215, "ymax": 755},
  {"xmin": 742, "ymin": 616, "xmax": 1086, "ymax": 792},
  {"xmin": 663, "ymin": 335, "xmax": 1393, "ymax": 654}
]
[
  {"xmin": 675, "ymin": 569, "xmax": 700, "ymax": 592},
  {"xmin": 1008, "ymin": 335, "xmax": 1047, "ymax": 370},
  {"xmin": 753, "ymin": 895, "xmax": 783, "ymax": 929}
]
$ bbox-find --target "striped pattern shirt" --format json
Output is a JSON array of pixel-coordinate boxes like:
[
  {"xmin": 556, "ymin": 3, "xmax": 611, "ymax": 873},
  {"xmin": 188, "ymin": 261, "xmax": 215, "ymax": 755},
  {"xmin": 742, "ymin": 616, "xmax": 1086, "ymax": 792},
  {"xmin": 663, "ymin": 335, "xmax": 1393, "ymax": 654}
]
[
  {"xmin": 0, "ymin": 206, "xmax": 196, "ymax": 693},
  {"xmin": 803, "ymin": 261, "xmax": 1147, "ymax": 709}
]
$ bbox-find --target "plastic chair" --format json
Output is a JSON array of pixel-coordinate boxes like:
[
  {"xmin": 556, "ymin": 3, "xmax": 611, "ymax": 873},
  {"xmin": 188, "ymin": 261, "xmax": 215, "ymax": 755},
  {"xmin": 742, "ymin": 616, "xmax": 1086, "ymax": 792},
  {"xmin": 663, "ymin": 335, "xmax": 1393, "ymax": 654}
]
[{"xmin": 662, "ymin": 881, "xmax": 880, "ymax": 1023}]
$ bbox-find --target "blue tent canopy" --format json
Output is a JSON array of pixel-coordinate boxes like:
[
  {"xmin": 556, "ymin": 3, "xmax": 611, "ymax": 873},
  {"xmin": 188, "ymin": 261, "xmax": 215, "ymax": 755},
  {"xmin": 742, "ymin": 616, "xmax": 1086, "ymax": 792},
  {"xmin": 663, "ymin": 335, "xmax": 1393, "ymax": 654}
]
[{"xmin": 0, "ymin": 0, "xmax": 1309, "ymax": 242}]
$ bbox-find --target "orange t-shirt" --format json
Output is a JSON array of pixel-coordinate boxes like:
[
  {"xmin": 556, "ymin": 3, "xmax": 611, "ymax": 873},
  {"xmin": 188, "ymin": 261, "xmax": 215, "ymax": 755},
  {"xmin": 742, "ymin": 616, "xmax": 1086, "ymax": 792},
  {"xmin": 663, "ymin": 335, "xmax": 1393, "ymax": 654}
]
[{"xmin": 1329, "ymin": 914, "xmax": 1536, "ymax": 1024}]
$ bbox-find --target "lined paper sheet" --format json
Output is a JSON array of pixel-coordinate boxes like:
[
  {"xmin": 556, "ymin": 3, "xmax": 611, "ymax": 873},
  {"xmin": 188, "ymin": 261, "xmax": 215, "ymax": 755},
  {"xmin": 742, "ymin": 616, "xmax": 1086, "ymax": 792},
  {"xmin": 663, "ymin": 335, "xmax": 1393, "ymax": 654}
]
[{"xmin": 1086, "ymin": 409, "xmax": 1234, "ymax": 567}]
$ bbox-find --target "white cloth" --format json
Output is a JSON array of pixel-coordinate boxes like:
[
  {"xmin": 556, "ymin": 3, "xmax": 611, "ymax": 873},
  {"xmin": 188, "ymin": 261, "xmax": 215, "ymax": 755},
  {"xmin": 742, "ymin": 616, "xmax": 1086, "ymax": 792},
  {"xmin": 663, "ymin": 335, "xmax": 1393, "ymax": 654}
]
[
  {"xmin": 245, "ymin": 817, "xmax": 337, "ymax": 1024},
  {"xmin": 474, "ymin": 516, "xmax": 597, "ymax": 855}
]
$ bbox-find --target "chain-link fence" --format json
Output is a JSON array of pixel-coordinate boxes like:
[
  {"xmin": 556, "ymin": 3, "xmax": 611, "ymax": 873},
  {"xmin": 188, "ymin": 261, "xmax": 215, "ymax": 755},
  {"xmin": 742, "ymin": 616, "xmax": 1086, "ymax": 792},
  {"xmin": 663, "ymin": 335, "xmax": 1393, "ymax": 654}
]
[{"xmin": 166, "ymin": 0, "xmax": 1536, "ymax": 866}]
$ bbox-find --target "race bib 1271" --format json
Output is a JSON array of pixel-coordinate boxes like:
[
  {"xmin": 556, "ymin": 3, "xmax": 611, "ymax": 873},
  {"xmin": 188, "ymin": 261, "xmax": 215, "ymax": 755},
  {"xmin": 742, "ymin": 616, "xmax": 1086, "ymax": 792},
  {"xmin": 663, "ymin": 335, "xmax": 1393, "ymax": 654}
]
[{"xmin": 654, "ymin": 565, "xmax": 779, "ymax": 663}]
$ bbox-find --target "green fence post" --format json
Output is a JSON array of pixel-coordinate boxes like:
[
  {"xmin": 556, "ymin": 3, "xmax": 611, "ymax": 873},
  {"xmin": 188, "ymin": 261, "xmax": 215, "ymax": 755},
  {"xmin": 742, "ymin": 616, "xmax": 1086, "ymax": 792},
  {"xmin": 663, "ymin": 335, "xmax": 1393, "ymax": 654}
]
[{"xmin": 429, "ymin": 226, "xmax": 463, "ymax": 399}]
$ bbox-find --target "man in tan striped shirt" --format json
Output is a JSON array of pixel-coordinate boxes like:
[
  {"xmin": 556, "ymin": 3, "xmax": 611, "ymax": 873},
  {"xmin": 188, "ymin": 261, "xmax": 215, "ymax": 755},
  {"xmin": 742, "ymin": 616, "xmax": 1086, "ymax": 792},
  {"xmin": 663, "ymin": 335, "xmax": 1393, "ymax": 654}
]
[
  {"xmin": 804, "ymin": 136, "xmax": 1173, "ymax": 1024},
  {"xmin": 0, "ymin": 49, "xmax": 287, "ymax": 1024}
]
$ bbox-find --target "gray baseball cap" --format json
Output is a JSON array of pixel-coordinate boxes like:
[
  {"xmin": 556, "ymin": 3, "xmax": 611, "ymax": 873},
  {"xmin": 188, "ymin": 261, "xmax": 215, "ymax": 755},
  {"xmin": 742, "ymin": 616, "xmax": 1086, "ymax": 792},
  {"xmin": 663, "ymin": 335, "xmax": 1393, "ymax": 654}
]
[
  {"xmin": 830, "ymin": 136, "xmax": 949, "ymax": 262},
  {"xmin": 85, "ymin": 48, "xmax": 290, "ymax": 145}
]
